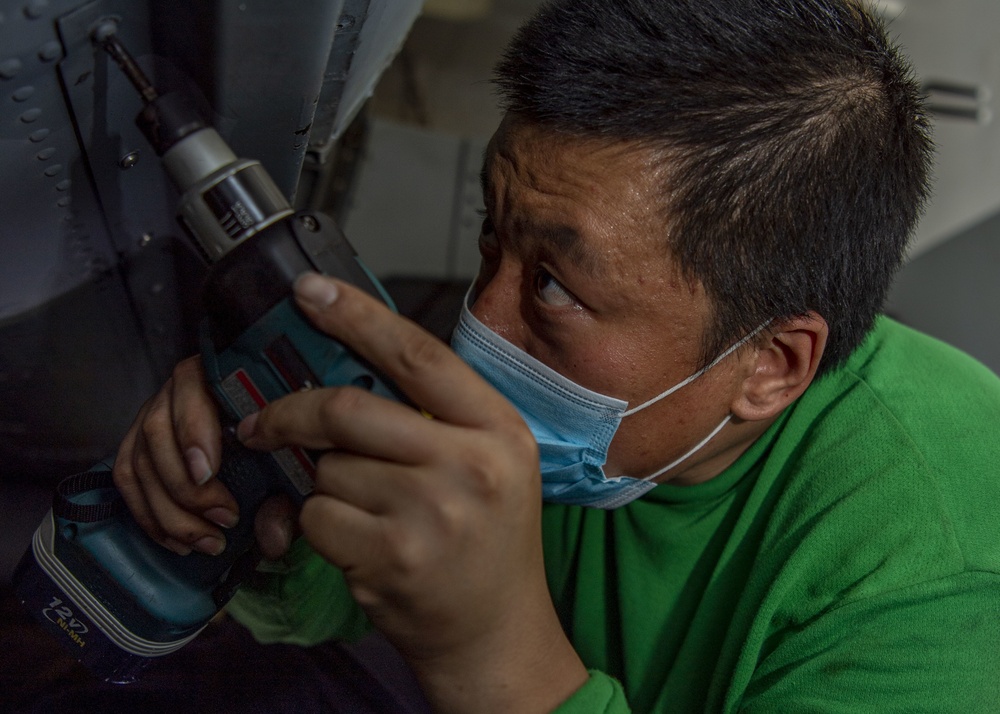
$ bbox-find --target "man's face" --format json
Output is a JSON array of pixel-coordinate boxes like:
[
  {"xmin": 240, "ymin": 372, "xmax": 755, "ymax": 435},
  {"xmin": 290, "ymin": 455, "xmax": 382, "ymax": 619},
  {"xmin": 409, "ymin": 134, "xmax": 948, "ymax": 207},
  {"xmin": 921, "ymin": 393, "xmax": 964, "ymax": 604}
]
[{"xmin": 471, "ymin": 116, "xmax": 748, "ymax": 483}]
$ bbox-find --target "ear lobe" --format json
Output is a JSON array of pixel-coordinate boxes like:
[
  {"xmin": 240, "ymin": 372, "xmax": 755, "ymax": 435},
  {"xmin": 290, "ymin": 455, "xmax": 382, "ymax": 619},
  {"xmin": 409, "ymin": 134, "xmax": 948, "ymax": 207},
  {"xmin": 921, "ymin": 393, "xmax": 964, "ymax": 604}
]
[{"xmin": 732, "ymin": 312, "xmax": 828, "ymax": 422}]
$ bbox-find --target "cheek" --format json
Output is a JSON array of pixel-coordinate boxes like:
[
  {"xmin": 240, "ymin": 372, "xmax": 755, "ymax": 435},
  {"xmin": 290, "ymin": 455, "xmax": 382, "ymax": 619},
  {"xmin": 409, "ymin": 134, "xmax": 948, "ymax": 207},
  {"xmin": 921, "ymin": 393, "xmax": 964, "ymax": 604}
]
[
  {"xmin": 602, "ymin": 391, "xmax": 705, "ymax": 477},
  {"xmin": 604, "ymin": 403, "xmax": 679, "ymax": 477},
  {"xmin": 552, "ymin": 329, "xmax": 676, "ymax": 404}
]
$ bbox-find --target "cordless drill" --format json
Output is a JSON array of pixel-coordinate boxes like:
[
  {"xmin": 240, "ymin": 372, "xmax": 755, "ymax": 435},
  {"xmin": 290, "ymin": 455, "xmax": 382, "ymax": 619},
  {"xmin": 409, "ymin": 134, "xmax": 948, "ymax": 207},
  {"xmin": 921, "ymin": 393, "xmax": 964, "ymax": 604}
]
[{"xmin": 13, "ymin": 26, "xmax": 401, "ymax": 683}]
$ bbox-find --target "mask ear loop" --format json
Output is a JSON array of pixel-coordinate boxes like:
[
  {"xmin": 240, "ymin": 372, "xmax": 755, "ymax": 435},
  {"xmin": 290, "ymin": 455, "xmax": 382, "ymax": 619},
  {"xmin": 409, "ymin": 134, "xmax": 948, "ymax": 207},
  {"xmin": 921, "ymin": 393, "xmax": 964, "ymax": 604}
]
[
  {"xmin": 636, "ymin": 414, "xmax": 732, "ymax": 483},
  {"xmin": 621, "ymin": 321, "xmax": 772, "ymax": 418}
]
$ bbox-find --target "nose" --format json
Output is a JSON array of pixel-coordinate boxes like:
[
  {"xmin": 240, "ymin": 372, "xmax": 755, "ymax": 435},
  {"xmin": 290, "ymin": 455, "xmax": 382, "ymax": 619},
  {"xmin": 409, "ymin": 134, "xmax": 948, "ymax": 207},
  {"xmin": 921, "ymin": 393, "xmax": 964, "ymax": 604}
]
[{"xmin": 469, "ymin": 261, "xmax": 526, "ymax": 347}]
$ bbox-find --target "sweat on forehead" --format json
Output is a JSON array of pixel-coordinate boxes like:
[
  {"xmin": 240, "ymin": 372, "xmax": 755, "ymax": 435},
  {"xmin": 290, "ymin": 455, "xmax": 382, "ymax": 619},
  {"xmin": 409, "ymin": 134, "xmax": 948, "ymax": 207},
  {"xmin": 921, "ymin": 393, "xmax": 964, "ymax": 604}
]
[{"xmin": 479, "ymin": 117, "xmax": 676, "ymax": 280}]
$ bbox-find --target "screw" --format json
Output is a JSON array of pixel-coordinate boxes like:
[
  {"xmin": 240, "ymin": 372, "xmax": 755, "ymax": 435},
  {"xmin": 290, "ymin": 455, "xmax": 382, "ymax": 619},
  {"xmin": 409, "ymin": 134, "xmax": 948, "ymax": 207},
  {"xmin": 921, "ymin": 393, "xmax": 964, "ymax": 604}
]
[
  {"xmin": 119, "ymin": 151, "xmax": 139, "ymax": 169},
  {"xmin": 300, "ymin": 215, "xmax": 320, "ymax": 232}
]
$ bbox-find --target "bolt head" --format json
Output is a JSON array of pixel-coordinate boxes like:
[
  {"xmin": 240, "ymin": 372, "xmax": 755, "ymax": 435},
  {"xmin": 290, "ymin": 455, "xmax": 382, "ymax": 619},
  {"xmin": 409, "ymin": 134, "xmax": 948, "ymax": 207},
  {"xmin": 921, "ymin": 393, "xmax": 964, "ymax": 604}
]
[{"xmin": 119, "ymin": 151, "xmax": 139, "ymax": 169}]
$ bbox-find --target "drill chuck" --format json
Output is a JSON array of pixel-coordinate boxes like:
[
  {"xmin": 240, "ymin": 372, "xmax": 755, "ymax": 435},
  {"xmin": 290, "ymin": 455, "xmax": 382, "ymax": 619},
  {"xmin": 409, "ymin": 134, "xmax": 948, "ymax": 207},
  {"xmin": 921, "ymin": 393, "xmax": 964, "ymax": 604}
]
[
  {"xmin": 164, "ymin": 128, "xmax": 294, "ymax": 262},
  {"xmin": 100, "ymin": 26, "xmax": 294, "ymax": 262}
]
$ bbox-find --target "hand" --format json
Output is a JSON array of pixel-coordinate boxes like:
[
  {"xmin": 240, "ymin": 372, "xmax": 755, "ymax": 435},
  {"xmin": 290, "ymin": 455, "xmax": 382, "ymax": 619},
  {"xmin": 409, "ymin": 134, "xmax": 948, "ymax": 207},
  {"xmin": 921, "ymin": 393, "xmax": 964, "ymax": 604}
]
[
  {"xmin": 112, "ymin": 355, "xmax": 296, "ymax": 560},
  {"xmin": 238, "ymin": 272, "xmax": 589, "ymax": 713}
]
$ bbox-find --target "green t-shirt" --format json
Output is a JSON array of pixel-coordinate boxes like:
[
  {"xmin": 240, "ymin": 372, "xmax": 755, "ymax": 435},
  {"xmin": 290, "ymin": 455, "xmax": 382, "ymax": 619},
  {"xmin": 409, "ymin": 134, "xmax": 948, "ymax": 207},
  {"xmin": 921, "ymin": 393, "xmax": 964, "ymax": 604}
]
[{"xmin": 228, "ymin": 317, "xmax": 1000, "ymax": 712}]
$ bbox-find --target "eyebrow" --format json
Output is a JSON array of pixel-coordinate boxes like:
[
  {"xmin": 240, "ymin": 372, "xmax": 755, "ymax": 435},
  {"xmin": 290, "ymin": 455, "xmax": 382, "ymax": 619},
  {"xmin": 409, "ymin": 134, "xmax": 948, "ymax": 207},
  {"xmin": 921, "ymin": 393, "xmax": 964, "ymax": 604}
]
[
  {"xmin": 479, "ymin": 151, "xmax": 603, "ymax": 279},
  {"xmin": 517, "ymin": 216, "xmax": 601, "ymax": 276}
]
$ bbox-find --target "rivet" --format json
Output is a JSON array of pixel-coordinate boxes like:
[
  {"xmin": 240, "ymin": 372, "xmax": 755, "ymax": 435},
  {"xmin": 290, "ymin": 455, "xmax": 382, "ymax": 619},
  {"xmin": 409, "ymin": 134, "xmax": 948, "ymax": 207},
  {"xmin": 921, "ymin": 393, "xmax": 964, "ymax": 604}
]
[
  {"xmin": 57, "ymin": 197, "xmax": 70, "ymax": 207},
  {"xmin": 28, "ymin": 127, "xmax": 49, "ymax": 142},
  {"xmin": 43, "ymin": 163, "xmax": 62, "ymax": 177},
  {"xmin": 12, "ymin": 85, "xmax": 34, "ymax": 101},
  {"xmin": 55, "ymin": 179, "xmax": 70, "ymax": 191},
  {"xmin": 23, "ymin": 1, "xmax": 48, "ymax": 20},
  {"xmin": 36, "ymin": 147, "xmax": 55, "ymax": 160},
  {"xmin": 0, "ymin": 58, "xmax": 22, "ymax": 79},
  {"xmin": 37, "ymin": 40, "xmax": 61, "ymax": 62},
  {"xmin": 20, "ymin": 107, "xmax": 42, "ymax": 123}
]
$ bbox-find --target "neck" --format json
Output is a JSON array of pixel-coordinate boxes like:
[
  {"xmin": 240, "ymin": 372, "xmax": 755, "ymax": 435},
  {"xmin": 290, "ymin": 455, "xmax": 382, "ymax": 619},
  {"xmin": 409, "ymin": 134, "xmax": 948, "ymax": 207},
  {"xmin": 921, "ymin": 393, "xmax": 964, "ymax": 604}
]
[{"xmin": 663, "ymin": 415, "xmax": 777, "ymax": 486}]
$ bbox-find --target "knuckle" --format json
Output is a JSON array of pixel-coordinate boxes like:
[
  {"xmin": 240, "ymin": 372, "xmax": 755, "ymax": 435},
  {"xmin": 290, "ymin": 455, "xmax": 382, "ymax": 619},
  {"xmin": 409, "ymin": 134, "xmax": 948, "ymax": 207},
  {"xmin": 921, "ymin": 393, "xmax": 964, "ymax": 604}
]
[
  {"xmin": 462, "ymin": 457, "xmax": 505, "ymax": 504},
  {"xmin": 139, "ymin": 401, "xmax": 172, "ymax": 444},
  {"xmin": 318, "ymin": 387, "xmax": 367, "ymax": 424},
  {"xmin": 172, "ymin": 355, "xmax": 201, "ymax": 381},
  {"xmin": 384, "ymin": 523, "xmax": 431, "ymax": 577},
  {"xmin": 395, "ymin": 331, "xmax": 445, "ymax": 377}
]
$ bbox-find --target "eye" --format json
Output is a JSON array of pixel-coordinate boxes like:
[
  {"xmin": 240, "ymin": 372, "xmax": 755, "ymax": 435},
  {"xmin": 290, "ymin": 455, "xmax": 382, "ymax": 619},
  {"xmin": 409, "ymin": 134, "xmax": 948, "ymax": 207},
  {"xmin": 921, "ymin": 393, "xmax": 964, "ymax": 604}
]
[{"xmin": 535, "ymin": 267, "xmax": 577, "ymax": 307}]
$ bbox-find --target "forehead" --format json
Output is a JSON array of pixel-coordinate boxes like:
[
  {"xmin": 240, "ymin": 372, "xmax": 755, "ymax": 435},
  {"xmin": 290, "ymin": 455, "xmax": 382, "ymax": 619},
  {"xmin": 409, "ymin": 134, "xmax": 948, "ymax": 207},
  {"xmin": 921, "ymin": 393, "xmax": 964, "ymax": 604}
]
[
  {"xmin": 481, "ymin": 117, "xmax": 676, "ymax": 279},
  {"xmin": 481, "ymin": 117, "xmax": 661, "ymax": 207}
]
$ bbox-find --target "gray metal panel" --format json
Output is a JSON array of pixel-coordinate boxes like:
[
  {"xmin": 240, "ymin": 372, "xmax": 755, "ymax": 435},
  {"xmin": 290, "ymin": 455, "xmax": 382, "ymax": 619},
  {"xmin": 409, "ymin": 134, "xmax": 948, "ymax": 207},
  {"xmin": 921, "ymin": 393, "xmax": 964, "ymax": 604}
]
[
  {"xmin": 310, "ymin": 0, "xmax": 372, "ymax": 164},
  {"xmin": 1, "ymin": 0, "xmax": 119, "ymax": 318},
  {"xmin": 56, "ymin": 0, "xmax": 199, "ymax": 382},
  {"xmin": 0, "ymin": 0, "xmax": 170, "ymax": 481},
  {"xmin": 0, "ymin": 0, "xmax": 416, "ymax": 482},
  {"xmin": 146, "ymin": 0, "xmax": 346, "ymax": 202},
  {"xmin": 327, "ymin": 0, "xmax": 424, "ymax": 144}
]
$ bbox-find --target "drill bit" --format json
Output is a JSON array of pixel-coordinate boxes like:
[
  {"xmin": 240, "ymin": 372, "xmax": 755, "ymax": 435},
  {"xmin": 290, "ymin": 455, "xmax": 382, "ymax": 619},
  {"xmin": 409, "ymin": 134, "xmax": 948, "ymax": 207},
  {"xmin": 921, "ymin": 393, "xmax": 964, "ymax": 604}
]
[{"xmin": 92, "ymin": 22, "xmax": 158, "ymax": 104}]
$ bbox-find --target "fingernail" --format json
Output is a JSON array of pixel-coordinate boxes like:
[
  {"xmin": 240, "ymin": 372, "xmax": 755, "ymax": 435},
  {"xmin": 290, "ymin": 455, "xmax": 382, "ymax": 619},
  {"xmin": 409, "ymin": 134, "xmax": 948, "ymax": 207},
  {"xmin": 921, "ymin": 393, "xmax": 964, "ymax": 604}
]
[
  {"xmin": 294, "ymin": 272, "xmax": 339, "ymax": 310},
  {"xmin": 194, "ymin": 535, "xmax": 226, "ymax": 556},
  {"xmin": 204, "ymin": 507, "xmax": 239, "ymax": 529},
  {"xmin": 237, "ymin": 412, "xmax": 258, "ymax": 443},
  {"xmin": 185, "ymin": 447, "xmax": 213, "ymax": 486},
  {"xmin": 164, "ymin": 538, "xmax": 192, "ymax": 556},
  {"xmin": 261, "ymin": 517, "xmax": 293, "ymax": 561},
  {"xmin": 273, "ymin": 517, "xmax": 293, "ymax": 550}
]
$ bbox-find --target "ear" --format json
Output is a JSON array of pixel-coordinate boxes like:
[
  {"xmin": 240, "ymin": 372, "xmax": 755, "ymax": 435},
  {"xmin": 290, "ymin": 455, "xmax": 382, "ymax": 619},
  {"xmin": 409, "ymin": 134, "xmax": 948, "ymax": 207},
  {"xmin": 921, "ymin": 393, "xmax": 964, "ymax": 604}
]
[{"xmin": 731, "ymin": 312, "xmax": 828, "ymax": 422}]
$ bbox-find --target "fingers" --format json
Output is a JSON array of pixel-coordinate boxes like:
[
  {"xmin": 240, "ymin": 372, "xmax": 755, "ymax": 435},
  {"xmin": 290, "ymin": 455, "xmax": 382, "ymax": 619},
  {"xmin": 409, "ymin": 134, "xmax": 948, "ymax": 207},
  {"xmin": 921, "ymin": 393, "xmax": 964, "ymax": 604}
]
[
  {"xmin": 292, "ymin": 273, "xmax": 523, "ymax": 431},
  {"xmin": 299, "ymin": 493, "xmax": 379, "ymax": 580},
  {"xmin": 112, "ymin": 356, "xmax": 238, "ymax": 556},
  {"xmin": 300, "ymin": 443, "xmax": 534, "ymax": 583},
  {"xmin": 170, "ymin": 358, "xmax": 223, "ymax": 485},
  {"xmin": 254, "ymin": 493, "xmax": 298, "ymax": 561},
  {"xmin": 238, "ymin": 383, "xmax": 441, "ymax": 463}
]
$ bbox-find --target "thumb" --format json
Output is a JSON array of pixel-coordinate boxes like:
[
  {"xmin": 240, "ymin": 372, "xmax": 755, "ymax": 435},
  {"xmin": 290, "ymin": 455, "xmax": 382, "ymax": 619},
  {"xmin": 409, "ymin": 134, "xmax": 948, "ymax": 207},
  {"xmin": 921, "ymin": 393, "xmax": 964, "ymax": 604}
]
[{"xmin": 254, "ymin": 493, "xmax": 299, "ymax": 561}]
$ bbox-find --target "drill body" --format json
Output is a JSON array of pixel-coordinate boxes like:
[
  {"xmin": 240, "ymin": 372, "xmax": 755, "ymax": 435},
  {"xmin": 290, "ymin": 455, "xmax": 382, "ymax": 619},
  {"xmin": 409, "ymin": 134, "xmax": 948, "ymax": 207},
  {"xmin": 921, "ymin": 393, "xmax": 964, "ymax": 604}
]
[{"xmin": 13, "ymin": 30, "xmax": 400, "ymax": 683}]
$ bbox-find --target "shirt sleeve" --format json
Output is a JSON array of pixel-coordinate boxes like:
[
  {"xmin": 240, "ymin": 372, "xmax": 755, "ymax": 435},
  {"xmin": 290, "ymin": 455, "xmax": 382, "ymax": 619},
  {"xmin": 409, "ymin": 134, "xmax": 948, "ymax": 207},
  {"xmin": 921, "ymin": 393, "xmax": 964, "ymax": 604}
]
[
  {"xmin": 737, "ymin": 571, "xmax": 1000, "ymax": 713},
  {"xmin": 554, "ymin": 671, "xmax": 631, "ymax": 713},
  {"xmin": 224, "ymin": 537, "xmax": 371, "ymax": 646}
]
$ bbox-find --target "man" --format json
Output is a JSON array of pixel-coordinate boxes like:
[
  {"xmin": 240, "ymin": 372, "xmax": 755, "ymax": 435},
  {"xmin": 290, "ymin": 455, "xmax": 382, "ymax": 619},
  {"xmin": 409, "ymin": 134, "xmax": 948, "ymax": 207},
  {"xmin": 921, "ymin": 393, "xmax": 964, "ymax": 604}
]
[{"xmin": 114, "ymin": 0, "xmax": 1000, "ymax": 711}]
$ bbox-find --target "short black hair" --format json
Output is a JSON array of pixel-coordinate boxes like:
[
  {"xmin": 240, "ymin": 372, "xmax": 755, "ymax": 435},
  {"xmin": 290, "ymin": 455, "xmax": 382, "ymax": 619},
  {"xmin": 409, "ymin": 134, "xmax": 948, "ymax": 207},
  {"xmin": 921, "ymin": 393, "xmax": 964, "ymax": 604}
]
[{"xmin": 493, "ymin": 0, "xmax": 934, "ymax": 376}]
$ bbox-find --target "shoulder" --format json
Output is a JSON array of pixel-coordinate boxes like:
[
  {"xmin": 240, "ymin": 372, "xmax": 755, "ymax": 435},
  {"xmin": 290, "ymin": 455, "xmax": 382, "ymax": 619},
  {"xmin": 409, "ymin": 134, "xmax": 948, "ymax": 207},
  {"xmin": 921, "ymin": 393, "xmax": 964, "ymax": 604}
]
[
  {"xmin": 795, "ymin": 316, "xmax": 1000, "ymax": 475},
  {"xmin": 758, "ymin": 317, "xmax": 1000, "ymax": 601}
]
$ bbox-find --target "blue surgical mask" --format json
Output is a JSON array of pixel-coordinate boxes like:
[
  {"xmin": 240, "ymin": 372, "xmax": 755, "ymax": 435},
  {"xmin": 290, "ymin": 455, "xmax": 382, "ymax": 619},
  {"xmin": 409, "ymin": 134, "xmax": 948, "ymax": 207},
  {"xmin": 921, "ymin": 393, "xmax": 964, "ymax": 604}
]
[{"xmin": 451, "ymin": 290, "xmax": 762, "ymax": 509}]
